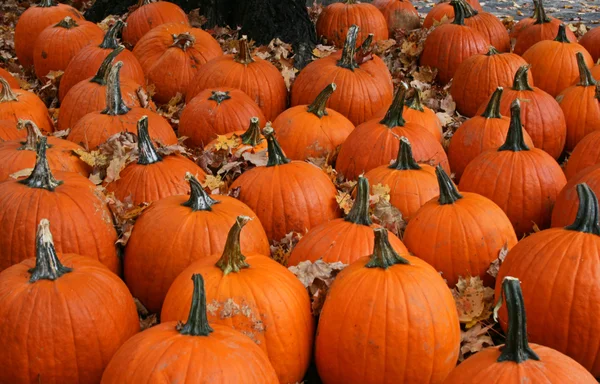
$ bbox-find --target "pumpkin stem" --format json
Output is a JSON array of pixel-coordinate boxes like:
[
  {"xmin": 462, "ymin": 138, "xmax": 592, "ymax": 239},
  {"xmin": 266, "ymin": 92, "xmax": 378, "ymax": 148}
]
[
  {"xmin": 17, "ymin": 120, "xmax": 46, "ymax": 151},
  {"xmin": 39, "ymin": 0, "xmax": 58, "ymax": 7},
  {"xmin": 0, "ymin": 77, "xmax": 18, "ymax": 102},
  {"xmin": 264, "ymin": 124, "xmax": 291, "ymax": 167},
  {"xmin": 171, "ymin": 33, "xmax": 196, "ymax": 51},
  {"xmin": 29, "ymin": 219, "xmax": 72, "ymax": 283},
  {"xmin": 19, "ymin": 137, "xmax": 63, "ymax": 191},
  {"xmin": 208, "ymin": 90, "xmax": 231, "ymax": 104},
  {"xmin": 99, "ymin": 20, "xmax": 125, "ymax": 49},
  {"xmin": 390, "ymin": 137, "xmax": 421, "ymax": 171},
  {"xmin": 497, "ymin": 277, "xmax": 540, "ymax": 363},
  {"xmin": 215, "ymin": 216, "xmax": 252, "ymax": 275},
  {"xmin": 306, "ymin": 83, "xmax": 336, "ymax": 118},
  {"xmin": 512, "ymin": 65, "xmax": 533, "ymax": 91},
  {"xmin": 102, "ymin": 61, "xmax": 130, "ymax": 116},
  {"xmin": 486, "ymin": 46, "xmax": 500, "ymax": 56},
  {"xmin": 337, "ymin": 25, "xmax": 360, "ymax": 70},
  {"xmin": 365, "ymin": 228, "xmax": 410, "ymax": 269},
  {"xmin": 451, "ymin": 0, "xmax": 468, "ymax": 26},
  {"xmin": 140, "ymin": 0, "xmax": 154, "ymax": 5},
  {"xmin": 531, "ymin": 0, "xmax": 539, "ymax": 18},
  {"xmin": 481, "ymin": 87, "xmax": 504, "ymax": 119},
  {"xmin": 436, "ymin": 165, "xmax": 462, "ymax": 205},
  {"xmin": 533, "ymin": 0, "xmax": 551, "ymax": 24},
  {"xmin": 380, "ymin": 82, "xmax": 408, "ymax": 128},
  {"xmin": 406, "ymin": 87, "xmax": 424, "ymax": 112},
  {"xmin": 499, "ymin": 99, "xmax": 530, "ymax": 152},
  {"xmin": 554, "ymin": 24, "xmax": 570, "ymax": 43},
  {"xmin": 136, "ymin": 116, "xmax": 162, "ymax": 165},
  {"xmin": 345, "ymin": 176, "xmax": 372, "ymax": 226},
  {"xmin": 177, "ymin": 274, "xmax": 214, "ymax": 336},
  {"xmin": 460, "ymin": 0, "xmax": 479, "ymax": 17},
  {"xmin": 565, "ymin": 183, "xmax": 600, "ymax": 235},
  {"xmin": 182, "ymin": 172, "xmax": 220, "ymax": 211},
  {"xmin": 91, "ymin": 45, "xmax": 124, "ymax": 85},
  {"xmin": 239, "ymin": 117, "xmax": 264, "ymax": 147},
  {"xmin": 55, "ymin": 16, "xmax": 78, "ymax": 29},
  {"xmin": 576, "ymin": 52, "xmax": 596, "ymax": 87},
  {"xmin": 345, "ymin": 0, "xmax": 358, "ymax": 4},
  {"xmin": 235, "ymin": 36, "xmax": 255, "ymax": 65}
]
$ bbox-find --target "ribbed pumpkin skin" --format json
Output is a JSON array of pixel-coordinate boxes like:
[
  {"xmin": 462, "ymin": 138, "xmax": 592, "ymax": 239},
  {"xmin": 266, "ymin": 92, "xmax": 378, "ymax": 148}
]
[
  {"xmin": 133, "ymin": 23, "xmax": 223, "ymax": 104},
  {"xmin": 565, "ymin": 131, "xmax": 600, "ymax": 179},
  {"xmin": 287, "ymin": 219, "xmax": 407, "ymax": 266},
  {"xmin": 0, "ymin": 68, "xmax": 19, "ymax": 89},
  {"xmin": 423, "ymin": 0, "xmax": 483, "ymax": 28},
  {"xmin": 162, "ymin": 254, "xmax": 314, "ymax": 384},
  {"xmin": 557, "ymin": 77, "xmax": 600, "ymax": 152},
  {"xmin": 495, "ymin": 230, "xmax": 600, "ymax": 376},
  {"xmin": 0, "ymin": 87, "xmax": 53, "ymax": 133},
  {"xmin": 0, "ymin": 254, "xmax": 140, "ymax": 384},
  {"xmin": 315, "ymin": 254, "xmax": 460, "ymax": 383},
  {"xmin": 442, "ymin": 344, "xmax": 597, "ymax": 384},
  {"xmin": 373, "ymin": 105, "xmax": 444, "ymax": 142},
  {"xmin": 581, "ymin": 27, "xmax": 600, "ymax": 63},
  {"xmin": 122, "ymin": 1, "xmax": 189, "ymax": 47},
  {"xmin": 179, "ymin": 88, "xmax": 265, "ymax": 148},
  {"xmin": 0, "ymin": 120, "xmax": 26, "ymax": 141},
  {"xmin": 552, "ymin": 165, "xmax": 600, "ymax": 227},
  {"xmin": 514, "ymin": 20, "xmax": 577, "ymax": 56},
  {"xmin": 14, "ymin": 3, "xmax": 83, "ymax": 68},
  {"xmin": 464, "ymin": 12, "xmax": 510, "ymax": 53},
  {"xmin": 230, "ymin": 162, "xmax": 341, "ymax": 242},
  {"xmin": 404, "ymin": 192, "xmax": 518, "ymax": 287},
  {"xmin": 33, "ymin": 20, "xmax": 104, "ymax": 81},
  {"xmin": 316, "ymin": 2, "xmax": 388, "ymax": 47},
  {"xmin": 124, "ymin": 195, "xmax": 270, "ymax": 313},
  {"xmin": 101, "ymin": 322, "xmax": 278, "ymax": 384}
]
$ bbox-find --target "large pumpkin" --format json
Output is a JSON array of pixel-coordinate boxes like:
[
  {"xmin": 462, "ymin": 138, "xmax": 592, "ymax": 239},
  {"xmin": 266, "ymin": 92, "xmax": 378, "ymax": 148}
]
[
  {"xmin": 422, "ymin": 0, "xmax": 483, "ymax": 29},
  {"xmin": 291, "ymin": 25, "xmax": 393, "ymax": 126},
  {"xmin": 0, "ymin": 119, "xmax": 26, "ymax": 141},
  {"xmin": 461, "ymin": 0, "xmax": 510, "ymax": 53},
  {"xmin": 122, "ymin": 0, "xmax": 189, "ymax": 47},
  {"xmin": 444, "ymin": 277, "xmax": 597, "ymax": 383},
  {"xmin": 552, "ymin": 164, "xmax": 600, "ymax": 228},
  {"xmin": 101, "ymin": 274, "xmax": 278, "ymax": 383},
  {"xmin": 580, "ymin": 26, "xmax": 600, "ymax": 63},
  {"xmin": 564, "ymin": 131, "xmax": 600, "ymax": 180},
  {"xmin": 162, "ymin": 216, "xmax": 314, "ymax": 383},
  {"xmin": 0, "ymin": 218, "xmax": 140, "ymax": 384},
  {"xmin": 315, "ymin": 228, "xmax": 460, "ymax": 383},
  {"xmin": 459, "ymin": 100, "xmax": 567, "ymax": 237},
  {"xmin": 287, "ymin": 176, "xmax": 408, "ymax": 266},
  {"xmin": 0, "ymin": 77, "xmax": 53, "ymax": 133},
  {"xmin": 496, "ymin": 183, "xmax": 600, "ymax": 376}
]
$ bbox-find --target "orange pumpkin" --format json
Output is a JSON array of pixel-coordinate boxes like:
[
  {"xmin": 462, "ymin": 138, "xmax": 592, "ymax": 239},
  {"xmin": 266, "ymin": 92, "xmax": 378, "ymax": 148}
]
[
  {"xmin": 315, "ymin": 228, "xmax": 460, "ymax": 383},
  {"xmin": 287, "ymin": 176, "xmax": 408, "ymax": 266},
  {"xmin": 552, "ymin": 164, "xmax": 600, "ymax": 228},
  {"xmin": 593, "ymin": 64, "xmax": 600, "ymax": 82},
  {"xmin": 162, "ymin": 216, "xmax": 314, "ymax": 383},
  {"xmin": 122, "ymin": 0, "xmax": 189, "ymax": 47},
  {"xmin": 0, "ymin": 68, "xmax": 19, "ymax": 89},
  {"xmin": 203, "ymin": 117, "xmax": 268, "ymax": 153},
  {"xmin": 509, "ymin": 0, "xmax": 549, "ymax": 41},
  {"xmin": 460, "ymin": 0, "xmax": 510, "ymax": 53},
  {"xmin": 564, "ymin": 131, "xmax": 600, "ymax": 180},
  {"xmin": 423, "ymin": 0, "xmax": 483, "ymax": 29},
  {"xmin": 0, "ymin": 119, "xmax": 26, "ymax": 141},
  {"xmin": 102, "ymin": 274, "xmax": 278, "ymax": 384},
  {"xmin": 272, "ymin": 83, "xmax": 355, "ymax": 161},
  {"xmin": 381, "ymin": 0, "xmax": 420, "ymax": 33},
  {"xmin": 580, "ymin": 26, "xmax": 600, "ymax": 63},
  {"xmin": 0, "ymin": 218, "xmax": 140, "ymax": 384},
  {"xmin": 0, "ymin": 77, "xmax": 53, "ymax": 133}
]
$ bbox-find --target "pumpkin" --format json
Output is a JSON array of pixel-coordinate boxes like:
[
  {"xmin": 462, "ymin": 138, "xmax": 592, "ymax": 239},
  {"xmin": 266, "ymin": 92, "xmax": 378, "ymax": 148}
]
[
  {"xmin": 14, "ymin": 0, "xmax": 83, "ymax": 68},
  {"xmin": 0, "ymin": 119, "xmax": 27, "ymax": 141},
  {"xmin": 459, "ymin": 0, "xmax": 510, "ymax": 53},
  {"xmin": 444, "ymin": 276, "xmax": 597, "ymax": 383},
  {"xmin": 593, "ymin": 64, "xmax": 600, "ymax": 82},
  {"xmin": 0, "ymin": 120, "xmax": 89, "ymax": 181},
  {"xmin": 509, "ymin": 0, "xmax": 546, "ymax": 41},
  {"xmin": 514, "ymin": 1, "xmax": 577, "ymax": 56},
  {"xmin": 315, "ymin": 228, "xmax": 460, "ymax": 383},
  {"xmin": 316, "ymin": 0, "xmax": 388, "ymax": 47},
  {"xmin": 459, "ymin": 100, "xmax": 567, "ymax": 237},
  {"xmin": 58, "ymin": 47, "xmax": 153, "ymax": 131},
  {"xmin": 186, "ymin": 36, "xmax": 287, "ymax": 121},
  {"xmin": 122, "ymin": 0, "xmax": 189, "ymax": 47},
  {"xmin": 0, "ymin": 138, "xmax": 119, "ymax": 273},
  {"xmin": 381, "ymin": 0, "xmax": 420, "ymax": 33},
  {"xmin": 552, "ymin": 164, "xmax": 600, "ymax": 227},
  {"xmin": 162, "ymin": 216, "xmax": 314, "ymax": 383},
  {"xmin": 476, "ymin": 65, "xmax": 566, "ymax": 159},
  {"xmin": 287, "ymin": 176, "xmax": 408, "ymax": 266},
  {"xmin": 336, "ymin": 83, "xmax": 450, "ymax": 181},
  {"xmin": 179, "ymin": 87, "xmax": 265, "ymax": 148},
  {"xmin": 133, "ymin": 23, "xmax": 223, "ymax": 104},
  {"xmin": 0, "ymin": 77, "xmax": 53, "ymax": 133},
  {"xmin": 564, "ymin": 131, "xmax": 600, "ymax": 180},
  {"xmin": 124, "ymin": 173, "xmax": 269, "ymax": 313},
  {"xmin": 449, "ymin": 87, "xmax": 534, "ymax": 181},
  {"xmin": 580, "ymin": 26, "xmax": 600, "ymax": 63},
  {"xmin": 522, "ymin": 25, "xmax": 593, "ymax": 97},
  {"xmin": 102, "ymin": 274, "xmax": 278, "ymax": 384},
  {"xmin": 372, "ymin": 0, "xmax": 394, "ymax": 9},
  {"xmin": 451, "ymin": 46, "xmax": 532, "ymax": 118},
  {"xmin": 423, "ymin": 0, "xmax": 483, "ymax": 29},
  {"xmin": 0, "ymin": 218, "xmax": 140, "ymax": 384},
  {"xmin": 557, "ymin": 52, "xmax": 600, "ymax": 151},
  {"xmin": 420, "ymin": 0, "xmax": 489, "ymax": 85},
  {"xmin": 204, "ymin": 117, "xmax": 268, "ymax": 153},
  {"xmin": 364, "ymin": 137, "xmax": 439, "ymax": 222},
  {"xmin": 272, "ymin": 83, "xmax": 355, "ymax": 161},
  {"xmin": 59, "ymin": 20, "xmax": 145, "ymax": 102},
  {"xmin": 68, "ymin": 62, "xmax": 176, "ymax": 149},
  {"xmin": 33, "ymin": 16, "xmax": 104, "ymax": 81},
  {"xmin": 496, "ymin": 183, "xmax": 600, "ymax": 376},
  {"xmin": 291, "ymin": 25, "xmax": 393, "ymax": 126},
  {"xmin": 0, "ymin": 67, "xmax": 19, "ymax": 89}
]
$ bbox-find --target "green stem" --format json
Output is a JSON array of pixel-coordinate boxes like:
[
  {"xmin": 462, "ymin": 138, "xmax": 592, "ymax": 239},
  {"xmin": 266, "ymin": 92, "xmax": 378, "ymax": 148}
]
[
  {"xmin": 379, "ymin": 82, "xmax": 408, "ymax": 128},
  {"xmin": 512, "ymin": 65, "xmax": 533, "ymax": 91},
  {"xmin": 182, "ymin": 172, "xmax": 220, "ymax": 211},
  {"xmin": 481, "ymin": 87, "xmax": 504, "ymax": 119},
  {"xmin": 18, "ymin": 137, "xmax": 63, "ymax": 191},
  {"xmin": 365, "ymin": 228, "xmax": 410, "ymax": 269},
  {"xmin": 344, "ymin": 176, "xmax": 372, "ymax": 226},
  {"xmin": 136, "ymin": 116, "xmax": 162, "ymax": 165},
  {"xmin": 576, "ymin": 52, "xmax": 596, "ymax": 87},
  {"xmin": 239, "ymin": 117, "xmax": 264, "ymax": 147},
  {"xmin": 436, "ymin": 165, "xmax": 462, "ymax": 205},
  {"xmin": 531, "ymin": 0, "xmax": 539, "ymax": 19},
  {"xmin": 102, "ymin": 61, "xmax": 130, "ymax": 116},
  {"xmin": 99, "ymin": 20, "xmax": 125, "ymax": 49},
  {"xmin": 337, "ymin": 25, "xmax": 359, "ymax": 70},
  {"xmin": 345, "ymin": 0, "xmax": 357, "ymax": 4},
  {"xmin": 208, "ymin": 90, "xmax": 231, "ymax": 104},
  {"xmin": 533, "ymin": 0, "xmax": 551, "ymax": 24},
  {"xmin": 390, "ymin": 137, "xmax": 421, "ymax": 170},
  {"xmin": 499, "ymin": 99, "xmax": 529, "ymax": 152},
  {"xmin": 29, "ymin": 219, "xmax": 72, "ymax": 283},
  {"xmin": 554, "ymin": 24, "xmax": 570, "ymax": 43},
  {"xmin": 486, "ymin": 46, "xmax": 500, "ymax": 56},
  {"xmin": 55, "ymin": 16, "xmax": 78, "ymax": 29},
  {"xmin": 177, "ymin": 274, "xmax": 214, "ymax": 336},
  {"xmin": 406, "ymin": 87, "xmax": 424, "ymax": 112},
  {"xmin": 306, "ymin": 83, "xmax": 336, "ymax": 118},
  {"xmin": 565, "ymin": 183, "xmax": 600, "ymax": 235},
  {"xmin": 460, "ymin": 0, "xmax": 479, "ymax": 17},
  {"xmin": 91, "ymin": 46, "xmax": 124, "ymax": 85},
  {"xmin": 215, "ymin": 216, "xmax": 252, "ymax": 275},
  {"xmin": 38, "ymin": 0, "xmax": 57, "ymax": 7},
  {"xmin": 0, "ymin": 77, "xmax": 18, "ymax": 102},
  {"xmin": 235, "ymin": 36, "xmax": 254, "ymax": 65},
  {"xmin": 171, "ymin": 33, "xmax": 196, "ymax": 51},
  {"xmin": 264, "ymin": 124, "xmax": 291, "ymax": 167},
  {"xmin": 451, "ymin": 0, "xmax": 468, "ymax": 25},
  {"xmin": 17, "ymin": 120, "xmax": 46, "ymax": 151}
]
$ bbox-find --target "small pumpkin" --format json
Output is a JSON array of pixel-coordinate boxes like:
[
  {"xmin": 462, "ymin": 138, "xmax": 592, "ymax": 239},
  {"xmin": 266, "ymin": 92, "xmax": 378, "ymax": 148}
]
[
  {"xmin": 564, "ymin": 131, "xmax": 600, "ymax": 180},
  {"xmin": 522, "ymin": 25, "xmax": 594, "ymax": 97},
  {"xmin": 422, "ymin": 0, "xmax": 483, "ymax": 29},
  {"xmin": 287, "ymin": 176, "xmax": 408, "ymax": 266},
  {"xmin": 580, "ymin": 26, "xmax": 600, "ymax": 63},
  {"xmin": 0, "ymin": 77, "xmax": 53, "ymax": 133},
  {"xmin": 509, "ymin": 0, "xmax": 547, "ymax": 41},
  {"xmin": 122, "ymin": 0, "xmax": 189, "ymax": 47},
  {"xmin": 179, "ymin": 87, "xmax": 265, "ymax": 148},
  {"xmin": 552, "ymin": 164, "xmax": 600, "ymax": 228},
  {"xmin": 381, "ymin": 0, "xmax": 420, "ymax": 33},
  {"xmin": 0, "ymin": 218, "xmax": 140, "ymax": 384},
  {"xmin": 315, "ymin": 228, "xmax": 460, "ymax": 383},
  {"xmin": 186, "ymin": 36, "xmax": 287, "ymax": 121},
  {"xmin": 101, "ymin": 274, "xmax": 278, "ymax": 384},
  {"xmin": 162, "ymin": 216, "xmax": 314, "ymax": 384},
  {"xmin": 272, "ymin": 83, "xmax": 355, "ymax": 161},
  {"xmin": 291, "ymin": 25, "xmax": 393, "ymax": 126},
  {"xmin": 204, "ymin": 117, "xmax": 268, "ymax": 153},
  {"xmin": 444, "ymin": 276, "xmax": 597, "ymax": 383},
  {"xmin": 460, "ymin": 0, "xmax": 510, "ymax": 53},
  {"xmin": 459, "ymin": 99, "xmax": 567, "ymax": 237},
  {"xmin": 0, "ymin": 68, "xmax": 19, "ymax": 89}
]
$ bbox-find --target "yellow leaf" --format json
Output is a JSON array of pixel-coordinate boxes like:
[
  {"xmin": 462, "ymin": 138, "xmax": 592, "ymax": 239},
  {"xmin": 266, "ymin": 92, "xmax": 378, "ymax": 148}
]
[{"xmin": 201, "ymin": 174, "xmax": 225, "ymax": 192}]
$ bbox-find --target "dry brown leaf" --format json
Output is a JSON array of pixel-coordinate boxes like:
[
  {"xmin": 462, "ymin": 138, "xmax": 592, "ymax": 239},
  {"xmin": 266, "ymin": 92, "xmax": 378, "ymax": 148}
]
[
  {"xmin": 289, "ymin": 259, "xmax": 347, "ymax": 315},
  {"xmin": 487, "ymin": 242, "xmax": 509, "ymax": 278},
  {"xmin": 453, "ymin": 276, "xmax": 495, "ymax": 328},
  {"xmin": 459, "ymin": 323, "xmax": 495, "ymax": 361},
  {"xmin": 270, "ymin": 231, "xmax": 303, "ymax": 266}
]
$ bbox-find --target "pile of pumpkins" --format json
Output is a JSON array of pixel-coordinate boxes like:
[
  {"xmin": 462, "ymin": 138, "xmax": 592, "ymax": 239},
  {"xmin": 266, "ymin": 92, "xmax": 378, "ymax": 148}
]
[{"xmin": 1, "ymin": 0, "xmax": 600, "ymax": 382}]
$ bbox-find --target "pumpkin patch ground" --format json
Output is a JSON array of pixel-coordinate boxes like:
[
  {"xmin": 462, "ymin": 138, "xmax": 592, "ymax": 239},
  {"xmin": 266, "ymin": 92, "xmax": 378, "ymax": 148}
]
[{"xmin": 1, "ymin": 0, "xmax": 599, "ymax": 382}]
